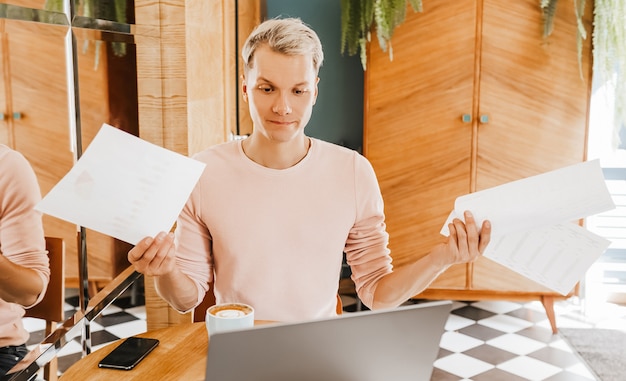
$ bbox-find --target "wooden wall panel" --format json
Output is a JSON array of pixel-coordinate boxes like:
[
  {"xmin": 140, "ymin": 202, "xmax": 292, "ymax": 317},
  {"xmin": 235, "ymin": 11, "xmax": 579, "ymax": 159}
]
[
  {"xmin": 236, "ymin": 2, "xmax": 262, "ymax": 136},
  {"xmin": 136, "ymin": 0, "xmax": 260, "ymax": 329},
  {"xmin": 185, "ymin": 0, "xmax": 232, "ymax": 156},
  {"xmin": 136, "ymin": 0, "xmax": 192, "ymax": 329},
  {"xmin": 136, "ymin": 0, "xmax": 188, "ymax": 154}
]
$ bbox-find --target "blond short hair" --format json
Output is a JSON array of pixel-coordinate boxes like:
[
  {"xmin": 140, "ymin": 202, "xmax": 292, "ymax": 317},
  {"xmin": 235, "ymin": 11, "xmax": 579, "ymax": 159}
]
[{"xmin": 242, "ymin": 17, "xmax": 324, "ymax": 75}]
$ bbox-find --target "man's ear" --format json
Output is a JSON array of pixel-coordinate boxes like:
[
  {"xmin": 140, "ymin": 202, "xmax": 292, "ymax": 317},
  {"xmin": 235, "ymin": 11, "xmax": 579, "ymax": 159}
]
[
  {"xmin": 241, "ymin": 75, "xmax": 248, "ymax": 103},
  {"xmin": 312, "ymin": 76, "xmax": 320, "ymax": 105}
]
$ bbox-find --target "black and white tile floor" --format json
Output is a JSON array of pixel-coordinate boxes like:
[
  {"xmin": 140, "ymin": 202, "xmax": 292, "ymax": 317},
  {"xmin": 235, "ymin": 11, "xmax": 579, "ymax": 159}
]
[
  {"xmin": 431, "ymin": 299, "xmax": 625, "ymax": 381},
  {"xmin": 22, "ymin": 286, "xmax": 626, "ymax": 380},
  {"xmin": 23, "ymin": 287, "xmax": 147, "ymax": 378}
]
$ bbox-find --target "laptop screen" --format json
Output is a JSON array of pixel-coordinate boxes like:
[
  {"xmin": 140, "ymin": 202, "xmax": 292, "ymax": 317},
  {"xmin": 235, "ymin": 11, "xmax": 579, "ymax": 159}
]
[{"xmin": 205, "ymin": 300, "xmax": 451, "ymax": 381}]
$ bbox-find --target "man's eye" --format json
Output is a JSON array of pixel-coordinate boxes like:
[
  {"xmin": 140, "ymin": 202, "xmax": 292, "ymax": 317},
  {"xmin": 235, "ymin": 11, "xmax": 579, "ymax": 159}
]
[
  {"xmin": 294, "ymin": 89, "xmax": 307, "ymax": 95},
  {"xmin": 259, "ymin": 86, "xmax": 273, "ymax": 93}
]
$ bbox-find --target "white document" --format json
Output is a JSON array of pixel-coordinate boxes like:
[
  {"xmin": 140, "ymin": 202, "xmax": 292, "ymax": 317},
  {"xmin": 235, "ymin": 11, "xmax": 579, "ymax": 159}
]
[
  {"xmin": 440, "ymin": 159, "xmax": 615, "ymax": 237},
  {"xmin": 484, "ymin": 223, "xmax": 611, "ymax": 295},
  {"xmin": 440, "ymin": 159, "xmax": 615, "ymax": 295},
  {"xmin": 36, "ymin": 124, "xmax": 206, "ymax": 245}
]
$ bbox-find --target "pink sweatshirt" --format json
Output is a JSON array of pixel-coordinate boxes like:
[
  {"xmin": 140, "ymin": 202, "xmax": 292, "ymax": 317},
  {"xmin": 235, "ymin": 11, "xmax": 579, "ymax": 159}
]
[
  {"xmin": 173, "ymin": 138, "xmax": 393, "ymax": 322},
  {"xmin": 0, "ymin": 145, "xmax": 49, "ymax": 347}
]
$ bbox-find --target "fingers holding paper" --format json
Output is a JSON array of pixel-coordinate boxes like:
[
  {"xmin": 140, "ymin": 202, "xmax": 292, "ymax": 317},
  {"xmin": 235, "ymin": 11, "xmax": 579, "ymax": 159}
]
[
  {"xmin": 446, "ymin": 210, "xmax": 491, "ymax": 264},
  {"xmin": 370, "ymin": 210, "xmax": 492, "ymax": 310},
  {"xmin": 129, "ymin": 232, "xmax": 202, "ymax": 312},
  {"xmin": 128, "ymin": 231, "xmax": 177, "ymax": 276}
]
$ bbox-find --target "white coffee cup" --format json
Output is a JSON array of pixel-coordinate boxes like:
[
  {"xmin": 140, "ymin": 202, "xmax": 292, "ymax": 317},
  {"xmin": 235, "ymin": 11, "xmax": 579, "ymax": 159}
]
[{"xmin": 206, "ymin": 303, "xmax": 254, "ymax": 336}]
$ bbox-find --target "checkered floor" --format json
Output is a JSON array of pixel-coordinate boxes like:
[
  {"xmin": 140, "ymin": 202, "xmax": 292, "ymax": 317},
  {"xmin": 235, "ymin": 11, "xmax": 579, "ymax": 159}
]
[
  {"xmin": 23, "ymin": 285, "xmax": 148, "ymax": 377},
  {"xmin": 21, "ymin": 283, "xmax": 626, "ymax": 380}
]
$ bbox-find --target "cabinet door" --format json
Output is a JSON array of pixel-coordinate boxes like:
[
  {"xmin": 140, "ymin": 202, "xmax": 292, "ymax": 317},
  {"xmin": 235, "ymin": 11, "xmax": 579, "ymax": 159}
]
[
  {"xmin": 2, "ymin": 20, "xmax": 77, "ymax": 262},
  {"xmin": 6, "ymin": 21, "xmax": 72, "ymax": 193},
  {"xmin": 364, "ymin": 0, "xmax": 477, "ymax": 288},
  {"xmin": 471, "ymin": 0, "xmax": 592, "ymax": 292}
]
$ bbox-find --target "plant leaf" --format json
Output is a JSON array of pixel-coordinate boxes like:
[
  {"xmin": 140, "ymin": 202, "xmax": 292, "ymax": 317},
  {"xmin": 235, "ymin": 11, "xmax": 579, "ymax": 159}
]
[
  {"xmin": 408, "ymin": 0, "xmax": 423, "ymax": 12},
  {"xmin": 574, "ymin": 0, "xmax": 587, "ymax": 80},
  {"xmin": 541, "ymin": 0, "xmax": 559, "ymax": 37}
]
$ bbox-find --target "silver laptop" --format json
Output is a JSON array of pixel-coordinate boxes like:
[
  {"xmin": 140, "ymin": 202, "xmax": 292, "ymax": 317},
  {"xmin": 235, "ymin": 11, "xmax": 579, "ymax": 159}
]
[{"xmin": 205, "ymin": 300, "xmax": 451, "ymax": 381}]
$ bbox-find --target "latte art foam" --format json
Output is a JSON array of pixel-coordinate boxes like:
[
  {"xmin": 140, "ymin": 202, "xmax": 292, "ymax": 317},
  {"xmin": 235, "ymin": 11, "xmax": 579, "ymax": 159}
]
[
  {"xmin": 215, "ymin": 309, "xmax": 246, "ymax": 318},
  {"xmin": 206, "ymin": 303, "xmax": 254, "ymax": 336}
]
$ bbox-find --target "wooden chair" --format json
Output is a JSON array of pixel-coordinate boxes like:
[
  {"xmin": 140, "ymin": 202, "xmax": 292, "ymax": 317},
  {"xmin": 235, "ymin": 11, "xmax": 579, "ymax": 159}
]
[
  {"xmin": 24, "ymin": 236, "xmax": 65, "ymax": 381},
  {"xmin": 193, "ymin": 282, "xmax": 217, "ymax": 322},
  {"xmin": 336, "ymin": 294, "xmax": 343, "ymax": 315}
]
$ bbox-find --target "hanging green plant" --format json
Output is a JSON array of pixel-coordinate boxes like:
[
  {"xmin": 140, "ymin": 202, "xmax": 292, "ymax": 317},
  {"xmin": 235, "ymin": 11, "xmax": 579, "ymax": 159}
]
[
  {"xmin": 340, "ymin": 0, "xmax": 423, "ymax": 70},
  {"xmin": 541, "ymin": 0, "xmax": 587, "ymax": 79},
  {"xmin": 540, "ymin": 0, "xmax": 559, "ymax": 37},
  {"xmin": 543, "ymin": 0, "xmax": 626, "ymax": 147}
]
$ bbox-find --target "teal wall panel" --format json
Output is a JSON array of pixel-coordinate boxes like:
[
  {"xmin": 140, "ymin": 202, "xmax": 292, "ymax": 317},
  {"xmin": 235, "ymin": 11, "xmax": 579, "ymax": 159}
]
[{"xmin": 264, "ymin": 0, "xmax": 364, "ymax": 152}]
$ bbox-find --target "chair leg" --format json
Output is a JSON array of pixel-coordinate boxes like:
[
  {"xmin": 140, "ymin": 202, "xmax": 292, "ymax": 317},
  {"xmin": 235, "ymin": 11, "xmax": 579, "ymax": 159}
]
[
  {"xmin": 88, "ymin": 281, "xmax": 99, "ymax": 298},
  {"xmin": 541, "ymin": 295, "xmax": 558, "ymax": 334},
  {"xmin": 43, "ymin": 321, "xmax": 58, "ymax": 381}
]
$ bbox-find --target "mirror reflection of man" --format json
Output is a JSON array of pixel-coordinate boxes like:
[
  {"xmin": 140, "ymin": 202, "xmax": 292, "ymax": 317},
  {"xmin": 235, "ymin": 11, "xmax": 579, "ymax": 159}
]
[{"xmin": 0, "ymin": 145, "xmax": 49, "ymax": 379}]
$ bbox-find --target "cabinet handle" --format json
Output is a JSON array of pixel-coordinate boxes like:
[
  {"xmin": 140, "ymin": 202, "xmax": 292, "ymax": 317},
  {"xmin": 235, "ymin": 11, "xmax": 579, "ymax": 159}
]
[
  {"xmin": 461, "ymin": 114, "xmax": 472, "ymax": 123},
  {"xmin": 479, "ymin": 114, "xmax": 489, "ymax": 124},
  {"xmin": 13, "ymin": 112, "xmax": 23, "ymax": 120}
]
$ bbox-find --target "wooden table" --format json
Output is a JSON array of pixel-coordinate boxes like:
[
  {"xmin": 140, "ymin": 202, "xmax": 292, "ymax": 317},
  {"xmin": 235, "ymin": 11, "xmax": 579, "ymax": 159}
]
[{"xmin": 60, "ymin": 321, "xmax": 272, "ymax": 380}]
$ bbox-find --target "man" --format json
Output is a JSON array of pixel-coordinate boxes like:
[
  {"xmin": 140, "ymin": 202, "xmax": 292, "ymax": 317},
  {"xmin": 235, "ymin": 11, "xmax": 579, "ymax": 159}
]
[
  {"xmin": 129, "ymin": 17, "xmax": 491, "ymax": 322},
  {"xmin": 0, "ymin": 145, "xmax": 49, "ymax": 377}
]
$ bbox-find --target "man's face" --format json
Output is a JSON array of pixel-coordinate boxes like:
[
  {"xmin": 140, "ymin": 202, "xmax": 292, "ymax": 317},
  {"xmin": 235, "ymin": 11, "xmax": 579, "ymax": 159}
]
[{"xmin": 242, "ymin": 44, "xmax": 318, "ymax": 143}]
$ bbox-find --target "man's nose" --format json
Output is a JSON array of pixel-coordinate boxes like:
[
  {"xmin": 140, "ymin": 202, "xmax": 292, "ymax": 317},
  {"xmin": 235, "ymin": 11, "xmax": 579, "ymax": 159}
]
[{"xmin": 272, "ymin": 94, "xmax": 292, "ymax": 115}]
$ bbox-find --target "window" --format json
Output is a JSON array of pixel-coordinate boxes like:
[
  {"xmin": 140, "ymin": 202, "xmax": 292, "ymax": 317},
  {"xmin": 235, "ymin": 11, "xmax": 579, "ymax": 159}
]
[{"xmin": 585, "ymin": 73, "xmax": 626, "ymax": 305}]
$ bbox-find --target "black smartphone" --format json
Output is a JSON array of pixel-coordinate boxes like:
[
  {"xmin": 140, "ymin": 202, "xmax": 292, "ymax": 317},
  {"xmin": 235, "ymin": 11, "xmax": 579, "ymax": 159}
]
[{"xmin": 98, "ymin": 336, "xmax": 160, "ymax": 370}]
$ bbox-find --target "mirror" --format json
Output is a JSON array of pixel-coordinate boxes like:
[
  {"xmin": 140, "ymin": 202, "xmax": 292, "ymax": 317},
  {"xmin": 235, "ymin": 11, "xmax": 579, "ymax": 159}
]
[
  {"xmin": 3, "ymin": 0, "xmax": 261, "ymax": 376},
  {"xmin": 0, "ymin": 1, "xmax": 139, "ymax": 291},
  {"xmin": 1, "ymin": 0, "xmax": 148, "ymax": 378}
]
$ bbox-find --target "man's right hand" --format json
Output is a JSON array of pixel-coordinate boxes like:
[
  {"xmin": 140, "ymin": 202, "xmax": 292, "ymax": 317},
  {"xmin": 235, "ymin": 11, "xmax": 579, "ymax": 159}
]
[{"xmin": 128, "ymin": 231, "xmax": 176, "ymax": 276}]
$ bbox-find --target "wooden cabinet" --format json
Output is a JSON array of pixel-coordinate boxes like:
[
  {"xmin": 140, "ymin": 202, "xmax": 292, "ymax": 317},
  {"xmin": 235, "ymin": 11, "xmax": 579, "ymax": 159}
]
[{"xmin": 363, "ymin": 0, "xmax": 592, "ymax": 331}]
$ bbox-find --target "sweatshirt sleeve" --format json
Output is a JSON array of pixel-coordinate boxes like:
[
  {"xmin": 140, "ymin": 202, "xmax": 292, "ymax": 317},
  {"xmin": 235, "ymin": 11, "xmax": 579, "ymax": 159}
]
[
  {"xmin": 344, "ymin": 153, "xmax": 393, "ymax": 309},
  {"xmin": 169, "ymin": 172, "xmax": 213, "ymax": 312},
  {"xmin": 0, "ymin": 148, "xmax": 49, "ymax": 308}
]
